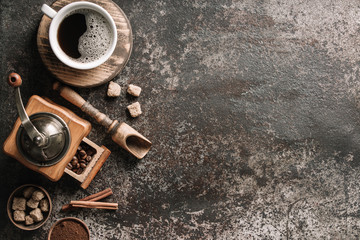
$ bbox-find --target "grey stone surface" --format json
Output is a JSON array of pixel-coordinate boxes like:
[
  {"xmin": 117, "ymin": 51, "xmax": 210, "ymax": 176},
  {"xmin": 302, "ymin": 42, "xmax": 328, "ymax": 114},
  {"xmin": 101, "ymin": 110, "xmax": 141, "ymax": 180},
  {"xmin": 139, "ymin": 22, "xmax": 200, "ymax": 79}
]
[{"xmin": 1, "ymin": 0, "xmax": 360, "ymax": 239}]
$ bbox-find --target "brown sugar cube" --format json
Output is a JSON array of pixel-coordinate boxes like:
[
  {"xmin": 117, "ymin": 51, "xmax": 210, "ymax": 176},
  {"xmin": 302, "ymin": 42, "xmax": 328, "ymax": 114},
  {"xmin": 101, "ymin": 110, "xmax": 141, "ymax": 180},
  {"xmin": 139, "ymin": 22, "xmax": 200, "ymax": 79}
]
[
  {"xmin": 107, "ymin": 81, "xmax": 121, "ymax": 97},
  {"xmin": 27, "ymin": 198, "xmax": 39, "ymax": 209},
  {"xmin": 39, "ymin": 199, "xmax": 49, "ymax": 212},
  {"xmin": 127, "ymin": 84, "xmax": 142, "ymax": 97},
  {"xmin": 23, "ymin": 187, "xmax": 35, "ymax": 199},
  {"xmin": 12, "ymin": 197, "xmax": 26, "ymax": 211},
  {"xmin": 32, "ymin": 190, "xmax": 45, "ymax": 201},
  {"xmin": 29, "ymin": 208, "xmax": 43, "ymax": 222},
  {"xmin": 127, "ymin": 102, "xmax": 142, "ymax": 118},
  {"xmin": 25, "ymin": 215, "xmax": 34, "ymax": 225},
  {"xmin": 13, "ymin": 210, "xmax": 26, "ymax": 222}
]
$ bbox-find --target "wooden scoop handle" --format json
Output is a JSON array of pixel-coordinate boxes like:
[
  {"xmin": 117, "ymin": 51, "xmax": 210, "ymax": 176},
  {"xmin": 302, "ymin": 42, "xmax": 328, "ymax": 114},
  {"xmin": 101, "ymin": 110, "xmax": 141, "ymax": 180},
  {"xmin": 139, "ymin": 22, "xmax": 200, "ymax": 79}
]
[
  {"xmin": 53, "ymin": 82, "xmax": 152, "ymax": 159},
  {"xmin": 8, "ymin": 73, "xmax": 22, "ymax": 87},
  {"xmin": 53, "ymin": 82, "xmax": 85, "ymax": 108}
]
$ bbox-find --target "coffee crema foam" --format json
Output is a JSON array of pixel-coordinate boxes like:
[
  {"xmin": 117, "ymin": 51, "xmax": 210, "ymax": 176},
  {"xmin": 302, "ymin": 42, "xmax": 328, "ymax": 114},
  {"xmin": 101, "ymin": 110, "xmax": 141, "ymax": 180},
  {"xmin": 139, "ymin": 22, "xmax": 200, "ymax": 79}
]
[{"xmin": 67, "ymin": 9, "xmax": 112, "ymax": 63}]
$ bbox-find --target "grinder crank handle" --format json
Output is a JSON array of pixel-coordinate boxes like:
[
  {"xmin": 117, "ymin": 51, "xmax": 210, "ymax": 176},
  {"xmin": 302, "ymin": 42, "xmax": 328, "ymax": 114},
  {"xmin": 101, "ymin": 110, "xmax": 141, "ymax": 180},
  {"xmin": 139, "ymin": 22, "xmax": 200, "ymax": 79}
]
[
  {"xmin": 7, "ymin": 73, "xmax": 47, "ymax": 146},
  {"xmin": 52, "ymin": 82, "xmax": 152, "ymax": 159}
]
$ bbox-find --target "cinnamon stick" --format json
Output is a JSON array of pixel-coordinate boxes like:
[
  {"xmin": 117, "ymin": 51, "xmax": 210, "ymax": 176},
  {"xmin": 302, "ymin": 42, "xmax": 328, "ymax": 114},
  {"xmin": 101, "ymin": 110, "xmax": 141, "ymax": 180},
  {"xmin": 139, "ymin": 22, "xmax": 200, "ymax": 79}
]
[
  {"xmin": 81, "ymin": 188, "xmax": 113, "ymax": 201},
  {"xmin": 70, "ymin": 201, "xmax": 118, "ymax": 210},
  {"xmin": 72, "ymin": 205, "xmax": 117, "ymax": 210},
  {"xmin": 61, "ymin": 188, "xmax": 113, "ymax": 211}
]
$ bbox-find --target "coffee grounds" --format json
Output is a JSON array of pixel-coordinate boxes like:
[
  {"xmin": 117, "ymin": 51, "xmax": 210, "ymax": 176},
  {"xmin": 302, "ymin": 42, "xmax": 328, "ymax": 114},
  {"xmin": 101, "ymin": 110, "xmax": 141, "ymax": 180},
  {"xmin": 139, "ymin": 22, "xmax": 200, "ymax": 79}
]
[{"xmin": 50, "ymin": 219, "xmax": 89, "ymax": 240}]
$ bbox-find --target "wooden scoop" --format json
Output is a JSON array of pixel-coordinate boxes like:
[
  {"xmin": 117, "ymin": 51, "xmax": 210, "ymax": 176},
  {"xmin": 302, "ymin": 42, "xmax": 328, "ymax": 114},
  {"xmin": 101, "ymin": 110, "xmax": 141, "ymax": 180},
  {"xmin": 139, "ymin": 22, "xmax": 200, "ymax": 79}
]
[{"xmin": 53, "ymin": 82, "xmax": 151, "ymax": 159}]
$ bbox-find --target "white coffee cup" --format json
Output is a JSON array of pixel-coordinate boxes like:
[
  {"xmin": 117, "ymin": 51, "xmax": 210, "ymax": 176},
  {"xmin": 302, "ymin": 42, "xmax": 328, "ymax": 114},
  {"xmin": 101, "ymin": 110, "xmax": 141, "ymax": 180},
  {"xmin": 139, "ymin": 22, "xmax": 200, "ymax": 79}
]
[{"xmin": 41, "ymin": 2, "xmax": 117, "ymax": 70}]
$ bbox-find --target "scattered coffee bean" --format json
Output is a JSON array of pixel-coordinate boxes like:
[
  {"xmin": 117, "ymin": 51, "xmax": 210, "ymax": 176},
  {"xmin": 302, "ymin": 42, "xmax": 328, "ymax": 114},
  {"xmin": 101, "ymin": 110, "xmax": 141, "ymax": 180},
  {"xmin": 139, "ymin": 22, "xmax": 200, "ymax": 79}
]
[
  {"xmin": 66, "ymin": 163, "xmax": 73, "ymax": 170},
  {"xmin": 86, "ymin": 149, "xmax": 94, "ymax": 156},
  {"xmin": 79, "ymin": 150, "xmax": 86, "ymax": 157},
  {"xmin": 86, "ymin": 156, "xmax": 92, "ymax": 162},
  {"xmin": 71, "ymin": 159, "xmax": 78, "ymax": 166}
]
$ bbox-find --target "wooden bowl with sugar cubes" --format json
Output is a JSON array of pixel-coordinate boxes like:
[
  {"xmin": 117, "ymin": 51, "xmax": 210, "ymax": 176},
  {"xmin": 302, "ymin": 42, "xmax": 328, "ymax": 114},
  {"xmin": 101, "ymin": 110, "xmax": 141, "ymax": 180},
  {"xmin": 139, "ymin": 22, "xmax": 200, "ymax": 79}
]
[{"xmin": 7, "ymin": 184, "xmax": 52, "ymax": 230}]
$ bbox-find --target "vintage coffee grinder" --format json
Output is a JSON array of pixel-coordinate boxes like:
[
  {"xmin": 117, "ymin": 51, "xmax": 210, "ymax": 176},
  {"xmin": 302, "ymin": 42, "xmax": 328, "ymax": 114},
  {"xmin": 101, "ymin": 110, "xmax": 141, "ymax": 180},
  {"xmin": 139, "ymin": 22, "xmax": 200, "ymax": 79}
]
[
  {"xmin": 3, "ymin": 73, "xmax": 110, "ymax": 189},
  {"xmin": 7, "ymin": 73, "xmax": 71, "ymax": 167}
]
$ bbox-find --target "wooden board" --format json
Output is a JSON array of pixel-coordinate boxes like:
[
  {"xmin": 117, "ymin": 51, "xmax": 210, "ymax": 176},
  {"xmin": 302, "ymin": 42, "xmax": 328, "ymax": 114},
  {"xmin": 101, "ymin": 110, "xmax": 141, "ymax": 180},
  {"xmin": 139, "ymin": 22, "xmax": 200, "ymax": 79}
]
[
  {"xmin": 37, "ymin": 0, "xmax": 133, "ymax": 88},
  {"xmin": 3, "ymin": 95, "xmax": 91, "ymax": 181}
]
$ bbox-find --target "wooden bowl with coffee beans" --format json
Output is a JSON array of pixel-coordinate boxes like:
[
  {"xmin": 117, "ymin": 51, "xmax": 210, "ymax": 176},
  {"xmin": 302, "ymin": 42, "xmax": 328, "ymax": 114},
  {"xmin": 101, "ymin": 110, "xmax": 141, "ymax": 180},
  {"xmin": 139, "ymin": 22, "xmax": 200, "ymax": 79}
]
[{"xmin": 7, "ymin": 184, "xmax": 52, "ymax": 230}]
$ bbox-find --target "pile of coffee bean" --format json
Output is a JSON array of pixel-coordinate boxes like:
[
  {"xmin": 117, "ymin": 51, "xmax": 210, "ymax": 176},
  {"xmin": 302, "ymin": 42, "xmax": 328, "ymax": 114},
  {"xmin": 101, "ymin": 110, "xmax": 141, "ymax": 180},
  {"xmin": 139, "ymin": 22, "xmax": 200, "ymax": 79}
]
[{"xmin": 66, "ymin": 142, "xmax": 96, "ymax": 175}]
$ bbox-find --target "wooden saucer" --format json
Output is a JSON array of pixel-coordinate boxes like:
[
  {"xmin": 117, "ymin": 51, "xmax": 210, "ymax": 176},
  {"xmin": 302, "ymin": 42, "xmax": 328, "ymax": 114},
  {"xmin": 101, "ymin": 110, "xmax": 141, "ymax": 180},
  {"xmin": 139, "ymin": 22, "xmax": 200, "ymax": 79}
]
[{"xmin": 37, "ymin": 0, "xmax": 132, "ymax": 88}]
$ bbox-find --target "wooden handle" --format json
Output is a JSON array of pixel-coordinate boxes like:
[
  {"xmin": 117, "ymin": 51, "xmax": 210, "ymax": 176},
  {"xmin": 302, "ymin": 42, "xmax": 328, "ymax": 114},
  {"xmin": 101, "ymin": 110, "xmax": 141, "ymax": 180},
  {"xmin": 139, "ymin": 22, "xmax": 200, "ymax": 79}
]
[
  {"xmin": 53, "ymin": 82, "xmax": 113, "ymax": 128},
  {"xmin": 8, "ymin": 73, "xmax": 22, "ymax": 87},
  {"xmin": 53, "ymin": 82, "xmax": 86, "ymax": 108},
  {"xmin": 53, "ymin": 82, "xmax": 152, "ymax": 159}
]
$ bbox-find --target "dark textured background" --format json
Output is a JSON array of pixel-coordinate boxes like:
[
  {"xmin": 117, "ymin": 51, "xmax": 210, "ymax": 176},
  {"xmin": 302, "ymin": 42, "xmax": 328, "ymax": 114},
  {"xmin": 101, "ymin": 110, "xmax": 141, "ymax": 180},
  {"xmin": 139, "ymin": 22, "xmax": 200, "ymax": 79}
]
[{"xmin": 1, "ymin": 0, "xmax": 360, "ymax": 239}]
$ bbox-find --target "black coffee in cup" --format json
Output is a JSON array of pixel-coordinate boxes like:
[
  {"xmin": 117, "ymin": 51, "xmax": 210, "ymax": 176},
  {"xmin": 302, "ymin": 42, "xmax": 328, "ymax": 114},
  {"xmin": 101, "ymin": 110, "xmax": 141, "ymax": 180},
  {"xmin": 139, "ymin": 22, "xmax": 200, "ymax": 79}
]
[{"xmin": 57, "ymin": 9, "xmax": 112, "ymax": 62}]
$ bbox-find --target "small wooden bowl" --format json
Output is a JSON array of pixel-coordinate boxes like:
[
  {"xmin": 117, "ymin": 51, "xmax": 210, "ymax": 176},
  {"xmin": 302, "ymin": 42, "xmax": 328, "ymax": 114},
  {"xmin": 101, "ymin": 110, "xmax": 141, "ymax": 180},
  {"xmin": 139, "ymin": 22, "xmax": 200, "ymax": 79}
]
[
  {"xmin": 48, "ymin": 217, "xmax": 90, "ymax": 240},
  {"xmin": 7, "ymin": 184, "xmax": 52, "ymax": 230}
]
